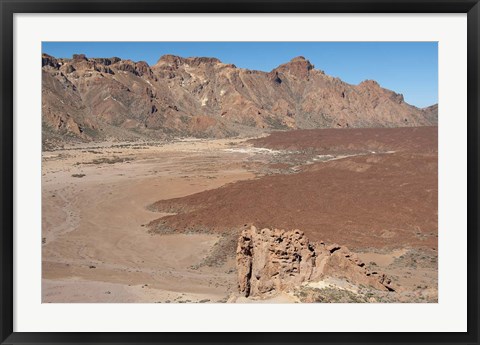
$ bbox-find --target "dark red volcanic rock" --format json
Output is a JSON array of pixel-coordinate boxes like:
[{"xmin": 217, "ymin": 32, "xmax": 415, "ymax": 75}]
[
  {"xmin": 149, "ymin": 127, "xmax": 437, "ymax": 251},
  {"xmin": 42, "ymin": 53, "xmax": 437, "ymax": 147},
  {"xmin": 250, "ymin": 126, "xmax": 437, "ymax": 154}
]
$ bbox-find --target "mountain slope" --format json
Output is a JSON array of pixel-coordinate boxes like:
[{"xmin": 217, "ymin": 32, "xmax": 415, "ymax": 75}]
[{"xmin": 42, "ymin": 53, "xmax": 437, "ymax": 147}]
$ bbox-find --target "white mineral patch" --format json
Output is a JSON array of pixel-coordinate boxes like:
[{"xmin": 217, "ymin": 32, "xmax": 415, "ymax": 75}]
[{"xmin": 223, "ymin": 147, "xmax": 284, "ymax": 155}]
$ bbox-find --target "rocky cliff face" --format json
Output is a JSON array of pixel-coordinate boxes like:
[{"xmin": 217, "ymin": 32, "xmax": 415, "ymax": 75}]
[
  {"xmin": 236, "ymin": 226, "xmax": 394, "ymax": 298},
  {"xmin": 42, "ymin": 53, "xmax": 437, "ymax": 147},
  {"xmin": 421, "ymin": 103, "xmax": 438, "ymax": 124}
]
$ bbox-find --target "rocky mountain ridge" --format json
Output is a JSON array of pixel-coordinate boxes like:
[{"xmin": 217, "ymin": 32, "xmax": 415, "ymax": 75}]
[{"xmin": 42, "ymin": 53, "xmax": 437, "ymax": 147}]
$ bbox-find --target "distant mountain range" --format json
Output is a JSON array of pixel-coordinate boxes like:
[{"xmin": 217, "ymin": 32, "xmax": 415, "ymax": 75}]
[{"xmin": 42, "ymin": 53, "xmax": 437, "ymax": 147}]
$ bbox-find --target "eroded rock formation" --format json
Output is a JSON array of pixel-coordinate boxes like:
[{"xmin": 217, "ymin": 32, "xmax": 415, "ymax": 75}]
[
  {"xmin": 42, "ymin": 53, "xmax": 437, "ymax": 147},
  {"xmin": 236, "ymin": 226, "xmax": 394, "ymax": 298}
]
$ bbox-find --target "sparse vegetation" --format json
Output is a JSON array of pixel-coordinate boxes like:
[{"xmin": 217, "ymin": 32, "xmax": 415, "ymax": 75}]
[
  {"xmin": 294, "ymin": 287, "xmax": 369, "ymax": 303},
  {"xmin": 76, "ymin": 156, "xmax": 133, "ymax": 165}
]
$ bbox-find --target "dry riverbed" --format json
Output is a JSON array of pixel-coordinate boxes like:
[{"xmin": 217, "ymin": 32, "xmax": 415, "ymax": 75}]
[{"xmin": 42, "ymin": 138, "xmax": 257, "ymax": 303}]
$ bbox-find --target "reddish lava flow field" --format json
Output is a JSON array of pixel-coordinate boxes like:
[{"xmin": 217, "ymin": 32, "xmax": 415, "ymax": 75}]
[
  {"xmin": 251, "ymin": 126, "xmax": 437, "ymax": 154},
  {"xmin": 149, "ymin": 126, "xmax": 437, "ymax": 251}
]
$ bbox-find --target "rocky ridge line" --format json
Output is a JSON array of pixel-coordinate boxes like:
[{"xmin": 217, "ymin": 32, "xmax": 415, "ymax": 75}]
[{"xmin": 42, "ymin": 53, "xmax": 437, "ymax": 148}]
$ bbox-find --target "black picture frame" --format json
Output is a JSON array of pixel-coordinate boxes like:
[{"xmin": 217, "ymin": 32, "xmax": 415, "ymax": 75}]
[{"xmin": 1, "ymin": 0, "xmax": 479, "ymax": 344}]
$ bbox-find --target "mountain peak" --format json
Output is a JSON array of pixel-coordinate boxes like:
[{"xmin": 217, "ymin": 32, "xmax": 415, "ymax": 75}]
[
  {"xmin": 287, "ymin": 56, "xmax": 314, "ymax": 68},
  {"xmin": 274, "ymin": 56, "xmax": 314, "ymax": 78},
  {"xmin": 156, "ymin": 54, "xmax": 184, "ymax": 65},
  {"xmin": 360, "ymin": 79, "xmax": 380, "ymax": 87},
  {"xmin": 290, "ymin": 56, "xmax": 307, "ymax": 62},
  {"xmin": 156, "ymin": 54, "xmax": 222, "ymax": 67},
  {"xmin": 187, "ymin": 56, "xmax": 222, "ymax": 65}
]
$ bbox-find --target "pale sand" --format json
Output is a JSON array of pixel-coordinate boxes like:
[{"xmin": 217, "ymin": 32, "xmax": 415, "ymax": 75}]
[
  {"xmin": 42, "ymin": 138, "xmax": 255, "ymax": 303},
  {"xmin": 357, "ymin": 249, "xmax": 408, "ymax": 267}
]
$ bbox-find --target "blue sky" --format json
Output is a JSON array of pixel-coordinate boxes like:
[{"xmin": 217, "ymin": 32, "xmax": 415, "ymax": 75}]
[{"xmin": 42, "ymin": 42, "xmax": 437, "ymax": 108}]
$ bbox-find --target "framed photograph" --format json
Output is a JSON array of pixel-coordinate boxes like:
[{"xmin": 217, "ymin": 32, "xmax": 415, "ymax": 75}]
[{"xmin": 1, "ymin": 0, "xmax": 479, "ymax": 344}]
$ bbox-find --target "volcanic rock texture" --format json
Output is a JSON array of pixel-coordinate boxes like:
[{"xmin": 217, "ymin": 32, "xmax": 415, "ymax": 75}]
[
  {"xmin": 236, "ymin": 226, "xmax": 394, "ymax": 297},
  {"xmin": 42, "ymin": 53, "xmax": 437, "ymax": 147},
  {"xmin": 149, "ymin": 127, "xmax": 437, "ymax": 251}
]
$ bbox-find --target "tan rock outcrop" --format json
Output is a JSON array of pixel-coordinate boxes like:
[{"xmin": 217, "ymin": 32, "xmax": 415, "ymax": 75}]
[{"xmin": 236, "ymin": 226, "xmax": 394, "ymax": 298}]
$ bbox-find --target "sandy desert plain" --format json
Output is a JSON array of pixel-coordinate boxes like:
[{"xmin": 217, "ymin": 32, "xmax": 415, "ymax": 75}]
[{"xmin": 42, "ymin": 126, "xmax": 438, "ymax": 303}]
